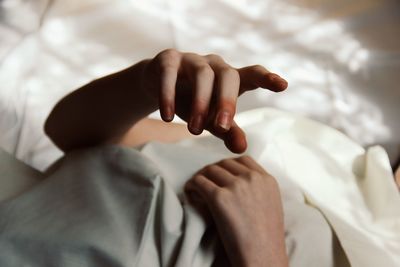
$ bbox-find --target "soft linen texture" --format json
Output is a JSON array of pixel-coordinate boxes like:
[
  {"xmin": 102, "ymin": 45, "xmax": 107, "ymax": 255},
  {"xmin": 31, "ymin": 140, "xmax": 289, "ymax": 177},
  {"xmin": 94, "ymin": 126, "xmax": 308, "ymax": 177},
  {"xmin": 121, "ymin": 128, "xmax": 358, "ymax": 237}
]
[
  {"xmin": 0, "ymin": 144, "xmax": 338, "ymax": 266},
  {"xmin": 140, "ymin": 108, "xmax": 400, "ymax": 267},
  {"xmin": 0, "ymin": 108, "xmax": 398, "ymax": 266},
  {"xmin": 1, "ymin": 0, "xmax": 399, "ymax": 170}
]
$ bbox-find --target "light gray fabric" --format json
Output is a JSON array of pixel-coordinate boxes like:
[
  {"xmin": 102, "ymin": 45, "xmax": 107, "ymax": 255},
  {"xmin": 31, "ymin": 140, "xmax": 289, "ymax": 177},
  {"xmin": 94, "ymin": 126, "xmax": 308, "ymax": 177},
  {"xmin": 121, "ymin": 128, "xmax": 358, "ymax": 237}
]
[
  {"xmin": 0, "ymin": 148, "xmax": 43, "ymax": 202},
  {"xmin": 0, "ymin": 145, "xmax": 339, "ymax": 266},
  {"xmin": 0, "ymin": 146, "xmax": 221, "ymax": 267}
]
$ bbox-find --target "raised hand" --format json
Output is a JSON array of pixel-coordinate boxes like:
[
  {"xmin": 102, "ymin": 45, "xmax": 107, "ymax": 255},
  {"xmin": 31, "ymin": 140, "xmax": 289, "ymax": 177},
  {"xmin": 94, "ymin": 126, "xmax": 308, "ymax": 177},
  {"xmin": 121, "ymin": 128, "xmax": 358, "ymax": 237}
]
[
  {"xmin": 141, "ymin": 49, "xmax": 288, "ymax": 153},
  {"xmin": 45, "ymin": 49, "xmax": 287, "ymax": 153}
]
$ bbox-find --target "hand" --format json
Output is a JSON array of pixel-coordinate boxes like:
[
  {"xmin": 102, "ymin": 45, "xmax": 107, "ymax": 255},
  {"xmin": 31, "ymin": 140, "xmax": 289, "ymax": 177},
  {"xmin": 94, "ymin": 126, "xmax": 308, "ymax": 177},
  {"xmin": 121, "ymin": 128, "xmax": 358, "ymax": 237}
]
[
  {"xmin": 141, "ymin": 49, "xmax": 288, "ymax": 153},
  {"xmin": 185, "ymin": 156, "xmax": 288, "ymax": 267}
]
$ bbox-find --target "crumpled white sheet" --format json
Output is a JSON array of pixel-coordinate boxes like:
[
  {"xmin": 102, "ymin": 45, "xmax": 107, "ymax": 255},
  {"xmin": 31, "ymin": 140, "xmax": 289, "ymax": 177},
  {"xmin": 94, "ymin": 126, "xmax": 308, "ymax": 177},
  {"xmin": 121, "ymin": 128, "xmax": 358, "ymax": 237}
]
[
  {"xmin": 0, "ymin": 107, "xmax": 398, "ymax": 266},
  {"xmin": 140, "ymin": 108, "xmax": 400, "ymax": 267},
  {"xmin": 0, "ymin": 0, "xmax": 399, "ymax": 170}
]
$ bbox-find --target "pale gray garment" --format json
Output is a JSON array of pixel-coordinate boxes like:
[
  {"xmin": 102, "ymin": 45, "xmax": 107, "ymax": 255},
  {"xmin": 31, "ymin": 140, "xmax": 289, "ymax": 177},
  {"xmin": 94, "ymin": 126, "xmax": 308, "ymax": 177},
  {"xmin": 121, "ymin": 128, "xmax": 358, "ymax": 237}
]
[
  {"xmin": 0, "ymin": 146, "xmax": 344, "ymax": 266},
  {"xmin": 0, "ymin": 149, "xmax": 43, "ymax": 202},
  {"xmin": 0, "ymin": 146, "xmax": 222, "ymax": 267}
]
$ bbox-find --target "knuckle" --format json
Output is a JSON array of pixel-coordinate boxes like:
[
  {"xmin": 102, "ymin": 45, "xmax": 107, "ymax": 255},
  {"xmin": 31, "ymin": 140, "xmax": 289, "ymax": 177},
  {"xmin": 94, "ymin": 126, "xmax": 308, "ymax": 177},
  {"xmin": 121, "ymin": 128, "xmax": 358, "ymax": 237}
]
[
  {"xmin": 218, "ymin": 101, "xmax": 236, "ymax": 116},
  {"xmin": 194, "ymin": 98, "xmax": 210, "ymax": 110},
  {"xmin": 157, "ymin": 49, "xmax": 180, "ymax": 66},
  {"xmin": 161, "ymin": 48, "xmax": 179, "ymax": 58},
  {"xmin": 198, "ymin": 166, "xmax": 207, "ymax": 174},
  {"xmin": 265, "ymin": 174, "xmax": 278, "ymax": 186},
  {"xmin": 220, "ymin": 67, "xmax": 239, "ymax": 79},
  {"xmin": 211, "ymin": 188, "xmax": 228, "ymax": 205},
  {"xmin": 251, "ymin": 64, "xmax": 266, "ymax": 72},
  {"xmin": 160, "ymin": 62, "xmax": 177, "ymax": 72},
  {"xmin": 196, "ymin": 64, "xmax": 214, "ymax": 77},
  {"xmin": 235, "ymin": 156, "xmax": 250, "ymax": 166},
  {"xmin": 192, "ymin": 174, "xmax": 204, "ymax": 184},
  {"xmin": 204, "ymin": 165, "xmax": 219, "ymax": 174},
  {"xmin": 260, "ymin": 173, "xmax": 279, "ymax": 189},
  {"xmin": 202, "ymin": 165, "xmax": 213, "ymax": 175},
  {"xmin": 206, "ymin": 53, "xmax": 223, "ymax": 61},
  {"xmin": 247, "ymin": 170, "xmax": 261, "ymax": 181},
  {"xmin": 218, "ymin": 159, "xmax": 231, "ymax": 166},
  {"xmin": 239, "ymin": 155, "xmax": 253, "ymax": 162},
  {"xmin": 231, "ymin": 178, "xmax": 246, "ymax": 191},
  {"xmin": 206, "ymin": 53, "xmax": 222, "ymax": 59}
]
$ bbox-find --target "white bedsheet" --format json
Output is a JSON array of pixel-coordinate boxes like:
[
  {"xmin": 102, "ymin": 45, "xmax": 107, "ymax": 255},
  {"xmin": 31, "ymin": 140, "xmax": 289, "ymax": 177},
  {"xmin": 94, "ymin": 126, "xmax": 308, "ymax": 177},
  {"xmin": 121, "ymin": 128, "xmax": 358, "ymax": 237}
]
[
  {"xmin": 0, "ymin": 0, "xmax": 399, "ymax": 171},
  {"xmin": 0, "ymin": 108, "xmax": 398, "ymax": 266},
  {"xmin": 140, "ymin": 108, "xmax": 400, "ymax": 267}
]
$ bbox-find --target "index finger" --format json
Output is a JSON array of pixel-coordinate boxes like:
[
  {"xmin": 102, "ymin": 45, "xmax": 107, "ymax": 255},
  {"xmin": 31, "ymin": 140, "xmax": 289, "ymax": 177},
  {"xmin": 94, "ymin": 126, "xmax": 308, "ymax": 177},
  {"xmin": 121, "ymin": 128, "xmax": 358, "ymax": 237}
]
[
  {"xmin": 235, "ymin": 155, "xmax": 269, "ymax": 175},
  {"xmin": 237, "ymin": 65, "xmax": 288, "ymax": 95}
]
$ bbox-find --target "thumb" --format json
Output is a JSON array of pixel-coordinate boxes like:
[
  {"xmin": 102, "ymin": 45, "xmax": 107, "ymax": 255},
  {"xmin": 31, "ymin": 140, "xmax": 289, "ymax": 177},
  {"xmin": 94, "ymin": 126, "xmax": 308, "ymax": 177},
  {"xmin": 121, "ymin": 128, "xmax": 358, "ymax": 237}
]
[
  {"xmin": 237, "ymin": 65, "xmax": 288, "ymax": 95},
  {"xmin": 208, "ymin": 120, "xmax": 247, "ymax": 154}
]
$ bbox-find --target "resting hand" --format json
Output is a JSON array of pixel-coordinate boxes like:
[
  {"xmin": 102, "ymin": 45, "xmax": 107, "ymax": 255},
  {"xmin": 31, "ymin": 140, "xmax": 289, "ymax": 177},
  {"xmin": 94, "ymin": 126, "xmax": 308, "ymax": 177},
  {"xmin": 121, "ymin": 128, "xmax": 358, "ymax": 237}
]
[
  {"xmin": 185, "ymin": 156, "xmax": 288, "ymax": 267},
  {"xmin": 141, "ymin": 49, "xmax": 288, "ymax": 153}
]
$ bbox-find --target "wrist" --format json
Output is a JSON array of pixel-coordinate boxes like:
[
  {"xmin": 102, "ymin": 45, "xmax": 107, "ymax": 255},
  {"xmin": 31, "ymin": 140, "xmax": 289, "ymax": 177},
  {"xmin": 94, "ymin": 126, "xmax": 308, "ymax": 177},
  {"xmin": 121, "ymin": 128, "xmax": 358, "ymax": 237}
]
[{"xmin": 128, "ymin": 58, "xmax": 158, "ymax": 111}]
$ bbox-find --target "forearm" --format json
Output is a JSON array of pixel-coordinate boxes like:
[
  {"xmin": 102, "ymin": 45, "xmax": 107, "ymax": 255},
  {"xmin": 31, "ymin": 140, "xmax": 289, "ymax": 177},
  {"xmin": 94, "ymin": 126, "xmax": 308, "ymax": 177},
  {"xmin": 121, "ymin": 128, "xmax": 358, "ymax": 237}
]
[
  {"xmin": 118, "ymin": 118, "xmax": 193, "ymax": 147},
  {"xmin": 45, "ymin": 49, "xmax": 288, "ymax": 154},
  {"xmin": 45, "ymin": 59, "xmax": 156, "ymax": 152}
]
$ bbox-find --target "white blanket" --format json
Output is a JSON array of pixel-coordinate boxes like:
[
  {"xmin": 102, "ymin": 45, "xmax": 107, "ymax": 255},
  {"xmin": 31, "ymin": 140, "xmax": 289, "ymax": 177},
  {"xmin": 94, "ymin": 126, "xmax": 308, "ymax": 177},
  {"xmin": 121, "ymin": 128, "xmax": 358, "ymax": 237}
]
[
  {"xmin": 140, "ymin": 108, "xmax": 400, "ymax": 267},
  {"xmin": 0, "ymin": 108, "xmax": 398, "ymax": 266}
]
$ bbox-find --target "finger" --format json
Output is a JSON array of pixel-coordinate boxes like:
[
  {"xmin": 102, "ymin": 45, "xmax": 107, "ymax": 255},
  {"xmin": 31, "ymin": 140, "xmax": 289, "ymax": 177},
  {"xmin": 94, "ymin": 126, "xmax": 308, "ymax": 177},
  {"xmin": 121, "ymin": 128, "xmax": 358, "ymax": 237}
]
[
  {"xmin": 217, "ymin": 158, "xmax": 249, "ymax": 175},
  {"xmin": 159, "ymin": 67, "xmax": 178, "ymax": 121},
  {"xmin": 209, "ymin": 120, "xmax": 247, "ymax": 154},
  {"xmin": 206, "ymin": 57, "xmax": 240, "ymax": 133},
  {"xmin": 182, "ymin": 54, "xmax": 215, "ymax": 135},
  {"xmin": 199, "ymin": 164, "xmax": 235, "ymax": 187},
  {"xmin": 184, "ymin": 186, "xmax": 204, "ymax": 205},
  {"xmin": 235, "ymin": 155, "xmax": 268, "ymax": 175},
  {"xmin": 185, "ymin": 174, "xmax": 219, "ymax": 199},
  {"xmin": 237, "ymin": 65, "xmax": 288, "ymax": 95},
  {"xmin": 154, "ymin": 49, "xmax": 182, "ymax": 121},
  {"xmin": 184, "ymin": 177, "xmax": 216, "ymax": 223}
]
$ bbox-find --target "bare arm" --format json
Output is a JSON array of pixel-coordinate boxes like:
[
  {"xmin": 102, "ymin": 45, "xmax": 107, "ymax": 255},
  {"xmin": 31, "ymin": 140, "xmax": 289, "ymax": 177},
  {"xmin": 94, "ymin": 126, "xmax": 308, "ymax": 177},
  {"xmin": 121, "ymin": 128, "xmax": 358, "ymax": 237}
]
[
  {"xmin": 44, "ymin": 59, "xmax": 156, "ymax": 151},
  {"xmin": 45, "ymin": 49, "xmax": 288, "ymax": 153},
  {"xmin": 117, "ymin": 118, "xmax": 192, "ymax": 147}
]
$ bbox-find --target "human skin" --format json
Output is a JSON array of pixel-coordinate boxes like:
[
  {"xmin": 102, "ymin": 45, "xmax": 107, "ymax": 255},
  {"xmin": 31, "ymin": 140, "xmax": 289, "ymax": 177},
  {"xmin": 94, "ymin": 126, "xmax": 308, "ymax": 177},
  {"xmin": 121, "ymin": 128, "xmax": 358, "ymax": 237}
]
[
  {"xmin": 44, "ymin": 49, "xmax": 289, "ymax": 266},
  {"xmin": 116, "ymin": 117, "xmax": 193, "ymax": 147},
  {"xmin": 44, "ymin": 49, "xmax": 287, "ymax": 153},
  {"xmin": 185, "ymin": 156, "xmax": 289, "ymax": 267}
]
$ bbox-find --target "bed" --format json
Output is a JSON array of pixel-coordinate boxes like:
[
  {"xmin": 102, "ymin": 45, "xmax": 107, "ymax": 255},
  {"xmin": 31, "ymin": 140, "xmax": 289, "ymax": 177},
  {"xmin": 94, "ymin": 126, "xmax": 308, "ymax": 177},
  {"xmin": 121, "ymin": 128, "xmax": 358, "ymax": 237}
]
[
  {"xmin": 0, "ymin": 0, "xmax": 399, "ymax": 171},
  {"xmin": 0, "ymin": 0, "xmax": 399, "ymax": 266}
]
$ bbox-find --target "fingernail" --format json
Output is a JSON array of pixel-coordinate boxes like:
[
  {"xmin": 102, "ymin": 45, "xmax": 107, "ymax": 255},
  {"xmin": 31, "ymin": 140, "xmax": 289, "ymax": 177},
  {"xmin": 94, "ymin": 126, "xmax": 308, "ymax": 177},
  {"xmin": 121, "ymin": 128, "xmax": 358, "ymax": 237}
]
[
  {"xmin": 216, "ymin": 111, "xmax": 231, "ymax": 130},
  {"xmin": 269, "ymin": 74, "xmax": 288, "ymax": 90},
  {"xmin": 277, "ymin": 79, "xmax": 288, "ymax": 89},
  {"xmin": 280, "ymin": 80, "xmax": 288, "ymax": 88},
  {"xmin": 189, "ymin": 115, "xmax": 203, "ymax": 134},
  {"xmin": 269, "ymin": 73, "xmax": 281, "ymax": 82},
  {"xmin": 163, "ymin": 106, "xmax": 174, "ymax": 121}
]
